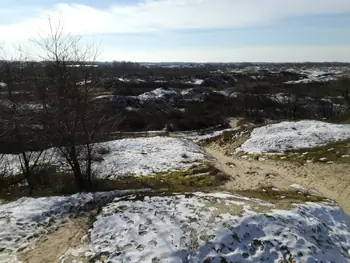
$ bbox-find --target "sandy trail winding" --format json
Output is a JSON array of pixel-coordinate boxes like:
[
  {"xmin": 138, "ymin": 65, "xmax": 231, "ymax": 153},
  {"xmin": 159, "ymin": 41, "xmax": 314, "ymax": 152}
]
[
  {"xmin": 18, "ymin": 216, "xmax": 91, "ymax": 263},
  {"xmin": 205, "ymin": 143, "xmax": 350, "ymax": 215}
]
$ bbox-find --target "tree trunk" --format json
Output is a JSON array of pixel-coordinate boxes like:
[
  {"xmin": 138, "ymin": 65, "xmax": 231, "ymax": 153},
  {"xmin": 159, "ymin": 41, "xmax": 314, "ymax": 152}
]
[
  {"xmin": 21, "ymin": 152, "xmax": 35, "ymax": 194},
  {"xmin": 69, "ymin": 146, "xmax": 86, "ymax": 191}
]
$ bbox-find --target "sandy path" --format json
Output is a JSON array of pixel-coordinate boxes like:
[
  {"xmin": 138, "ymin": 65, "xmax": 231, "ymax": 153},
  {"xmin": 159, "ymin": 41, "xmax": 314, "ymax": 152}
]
[
  {"xmin": 18, "ymin": 216, "xmax": 91, "ymax": 263},
  {"xmin": 205, "ymin": 144, "xmax": 350, "ymax": 215}
]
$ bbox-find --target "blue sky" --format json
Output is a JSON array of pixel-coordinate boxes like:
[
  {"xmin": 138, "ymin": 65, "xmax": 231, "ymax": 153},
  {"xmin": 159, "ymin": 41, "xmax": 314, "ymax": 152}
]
[{"xmin": 0, "ymin": 0, "xmax": 350, "ymax": 62}]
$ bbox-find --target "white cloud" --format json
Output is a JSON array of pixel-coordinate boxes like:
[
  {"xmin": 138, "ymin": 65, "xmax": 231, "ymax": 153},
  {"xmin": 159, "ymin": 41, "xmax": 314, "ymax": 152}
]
[
  {"xmin": 0, "ymin": 0, "xmax": 350, "ymax": 40},
  {"xmin": 101, "ymin": 46, "xmax": 350, "ymax": 62},
  {"xmin": 1, "ymin": 1, "xmax": 349, "ymax": 62}
]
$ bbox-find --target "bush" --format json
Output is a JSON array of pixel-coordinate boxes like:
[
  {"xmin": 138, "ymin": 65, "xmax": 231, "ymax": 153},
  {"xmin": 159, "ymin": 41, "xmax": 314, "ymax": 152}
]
[
  {"xmin": 92, "ymin": 154, "xmax": 105, "ymax": 162},
  {"xmin": 96, "ymin": 146, "xmax": 111, "ymax": 155}
]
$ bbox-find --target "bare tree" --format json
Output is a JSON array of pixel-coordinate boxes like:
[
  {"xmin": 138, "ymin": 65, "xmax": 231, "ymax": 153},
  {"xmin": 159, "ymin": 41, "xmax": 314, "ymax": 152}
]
[
  {"xmin": 0, "ymin": 59, "xmax": 45, "ymax": 193},
  {"xmin": 34, "ymin": 20, "xmax": 120, "ymax": 190}
]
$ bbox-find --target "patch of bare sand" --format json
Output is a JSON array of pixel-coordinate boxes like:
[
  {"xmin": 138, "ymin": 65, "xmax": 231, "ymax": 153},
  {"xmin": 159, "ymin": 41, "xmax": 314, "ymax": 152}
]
[
  {"xmin": 205, "ymin": 144, "xmax": 350, "ymax": 215},
  {"xmin": 18, "ymin": 214, "xmax": 93, "ymax": 263}
]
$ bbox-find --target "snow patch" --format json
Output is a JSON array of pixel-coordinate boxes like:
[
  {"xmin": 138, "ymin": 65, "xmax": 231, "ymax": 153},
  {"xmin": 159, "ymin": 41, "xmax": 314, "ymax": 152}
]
[
  {"xmin": 0, "ymin": 190, "xmax": 139, "ymax": 263},
  {"xmin": 240, "ymin": 120, "xmax": 350, "ymax": 154},
  {"xmin": 138, "ymin": 88, "xmax": 178, "ymax": 102},
  {"xmin": 93, "ymin": 137, "xmax": 207, "ymax": 179},
  {"xmin": 0, "ymin": 137, "xmax": 207, "ymax": 179},
  {"xmin": 64, "ymin": 193, "xmax": 350, "ymax": 263}
]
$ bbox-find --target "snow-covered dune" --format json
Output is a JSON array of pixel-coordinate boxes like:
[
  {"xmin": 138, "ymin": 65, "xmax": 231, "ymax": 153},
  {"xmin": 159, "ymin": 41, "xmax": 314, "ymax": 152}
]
[
  {"xmin": 240, "ymin": 120, "xmax": 350, "ymax": 154},
  {"xmin": 1, "ymin": 137, "xmax": 207, "ymax": 179},
  {"xmin": 93, "ymin": 137, "xmax": 207, "ymax": 179},
  {"xmin": 2, "ymin": 191, "xmax": 350, "ymax": 263},
  {"xmin": 62, "ymin": 193, "xmax": 350, "ymax": 263},
  {"xmin": 0, "ymin": 190, "xmax": 138, "ymax": 263}
]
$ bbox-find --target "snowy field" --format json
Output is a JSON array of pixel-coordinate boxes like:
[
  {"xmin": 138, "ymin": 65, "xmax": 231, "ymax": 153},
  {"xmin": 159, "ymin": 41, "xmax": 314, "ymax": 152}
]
[
  {"xmin": 1, "ymin": 137, "xmax": 207, "ymax": 179},
  {"xmin": 1, "ymin": 191, "xmax": 349, "ymax": 263},
  {"xmin": 0, "ymin": 190, "xmax": 141, "ymax": 263},
  {"xmin": 240, "ymin": 120, "xmax": 350, "ymax": 154},
  {"xmin": 60, "ymin": 192, "xmax": 350, "ymax": 263},
  {"xmin": 94, "ymin": 137, "xmax": 206, "ymax": 179}
]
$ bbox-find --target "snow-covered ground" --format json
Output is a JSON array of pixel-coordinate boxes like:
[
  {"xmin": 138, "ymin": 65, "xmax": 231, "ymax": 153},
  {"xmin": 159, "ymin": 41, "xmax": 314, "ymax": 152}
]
[
  {"xmin": 93, "ymin": 137, "xmax": 207, "ymax": 179},
  {"xmin": 284, "ymin": 68, "xmax": 344, "ymax": 84},
  {"xmin": 0, "ymin": 190, "xmax": 141, "ymax": 263},
  {"xmin": 138, "ymin": 88, "xmax": 178, "ymax": 102},
  {"xmin": 61, "ymin": 192, "xmax": 350, "ymax": 263},
  {"xmin": 184, "ymin": 79, "xmax": 204, "ymax": 85},
  {"xmin": 240, "ymin": 120, "xmax": 350, "ymax": 154},
  {"xmin": 93, "ymin": 87, "xmax": 205, "ymax": 104},
  {"xmin": 1, "ymin": 191, "xmax": 350, "ymax": 263},
  {"xmin": 1, "ymin": 137, "xmax": 207, "ymax": 179}
]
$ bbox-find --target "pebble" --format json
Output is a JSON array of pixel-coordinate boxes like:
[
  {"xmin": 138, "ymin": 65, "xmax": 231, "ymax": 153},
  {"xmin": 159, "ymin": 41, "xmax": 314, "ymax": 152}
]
[
  {"xmin": 319, "ymin": 157, "xmax": 327, "ymax": 162},
  {"xmin": 265, "ymin": 172, "xmax": 279, "ymax": 178},
  {"xmin": 341, "ymin": 155, "xmax": 350, "ymax": 158}
]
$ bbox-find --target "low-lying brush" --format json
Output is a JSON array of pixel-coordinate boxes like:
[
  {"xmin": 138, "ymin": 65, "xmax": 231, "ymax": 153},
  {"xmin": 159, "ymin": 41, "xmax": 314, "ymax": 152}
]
[
  {"xmin": 245, "ymin": 139, "xmax": 350, "ymax": 165},
  {"xmin": 236, "ymin": 186, "xmax": 326, "ymax": 203},
  {"xmin": 0, "ymin": 163, "xmax": 230, "ymax": 201}
]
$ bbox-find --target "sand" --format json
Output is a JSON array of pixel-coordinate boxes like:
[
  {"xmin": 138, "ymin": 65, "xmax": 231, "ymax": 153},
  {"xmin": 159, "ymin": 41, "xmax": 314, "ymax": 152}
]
[{"xmin": 205, "ymin": 142, "xmax": 350, "ymax": 215}]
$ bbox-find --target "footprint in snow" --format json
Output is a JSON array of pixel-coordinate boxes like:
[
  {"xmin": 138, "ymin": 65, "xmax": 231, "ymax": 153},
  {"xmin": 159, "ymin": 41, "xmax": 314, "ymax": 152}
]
[{"xmin": 148, "ymin": 240, "xmax": 158, "ymax": 247}]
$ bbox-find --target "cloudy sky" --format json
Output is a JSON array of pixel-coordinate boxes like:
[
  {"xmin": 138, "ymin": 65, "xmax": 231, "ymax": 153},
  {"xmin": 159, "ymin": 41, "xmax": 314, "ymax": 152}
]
[{"xmin": 0, "ymin": 0, "xmax": 350, "ymax": 62}]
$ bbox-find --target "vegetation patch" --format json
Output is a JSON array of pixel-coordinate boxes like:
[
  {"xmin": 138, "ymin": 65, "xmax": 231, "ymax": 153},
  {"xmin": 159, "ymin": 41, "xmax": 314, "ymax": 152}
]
[
  {"xmin": 0, "ymin": 161, "xmax": 231, "ymax": 200},
  {"xmin": 105, "ymin": 163, "xmax": 230, "ymax": 192},
  {"xmin": 236, "ymin": 187, "xmax": 325, "ymax": 202},
  {"xmin": 226, "ymin": 135, "xmax": 248, "ymax": 154},
  {"xmin": 285, "ymin": 139, "xmax": 350, "ymax": 164},
  {"xmin": 246, "ymin": 139, "xmax": 350, "ymax": 165}
]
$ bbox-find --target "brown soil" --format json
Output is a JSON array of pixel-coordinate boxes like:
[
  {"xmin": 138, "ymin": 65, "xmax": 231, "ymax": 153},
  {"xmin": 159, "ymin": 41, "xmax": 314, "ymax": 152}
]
[{"xmin": 205, "ymin": 142, "xmax": 350, "ymax": 215}]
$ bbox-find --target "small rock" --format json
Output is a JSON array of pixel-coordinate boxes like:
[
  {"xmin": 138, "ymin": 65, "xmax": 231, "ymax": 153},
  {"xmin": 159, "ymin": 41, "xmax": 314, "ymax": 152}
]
[
  {"xmin": 265, "ymin": 172, "xmax": 279, "ymax": 178},
  {"xmin": 226, "ymin": 162, "xmax": 236, "ymax": 168},
  {"xmin": 241, "ymin": 155, "xmax": 249, "ymax": 159},
  {"xmin": 259, "ymin": 157, "xmax": 267, "ymax": 162},
  {"xmin": 319, "ymin": 157, "xmax": 327, "ymax": 162},
  {"xmin": 341, "ymin": 155, "xmax": 350, "ymax": 158},
  {"xmin": 326, "ymin": 161, "xmax": 334, "ymax": 164},
  {"xmin": 280, "ymin": 156, "xmax": 287, "ymax": 160},
  {"xmin": 302, "ymin": 152, "xmax": 308, "ymax": 156},
  {"xmin": 306, "ymin": 159, "xmax": 313, "ymax": 163},
  {"xmin": 327, "ymin": 148, "xmax": 334, "ymax": 152}
]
